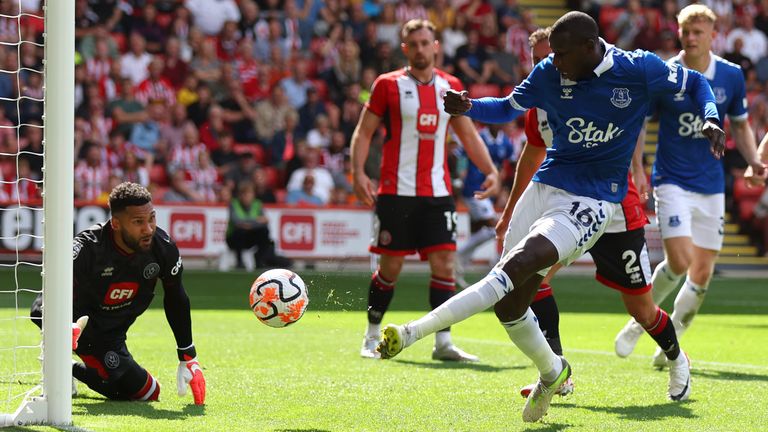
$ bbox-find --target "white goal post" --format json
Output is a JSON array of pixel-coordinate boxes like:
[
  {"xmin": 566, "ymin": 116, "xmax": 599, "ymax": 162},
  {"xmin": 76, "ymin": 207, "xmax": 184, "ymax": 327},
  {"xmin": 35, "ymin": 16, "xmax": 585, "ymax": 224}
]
[{"xmin": 1, "ymin": 0, "xmax": 74, "ymax": 427}]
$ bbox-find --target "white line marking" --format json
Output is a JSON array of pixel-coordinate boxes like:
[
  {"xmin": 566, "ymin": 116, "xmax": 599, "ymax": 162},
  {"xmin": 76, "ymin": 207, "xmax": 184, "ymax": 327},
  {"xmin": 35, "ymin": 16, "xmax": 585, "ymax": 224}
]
[{"xmin": 454, "ymin": 337, "xmax": 768, "ymax": 371}]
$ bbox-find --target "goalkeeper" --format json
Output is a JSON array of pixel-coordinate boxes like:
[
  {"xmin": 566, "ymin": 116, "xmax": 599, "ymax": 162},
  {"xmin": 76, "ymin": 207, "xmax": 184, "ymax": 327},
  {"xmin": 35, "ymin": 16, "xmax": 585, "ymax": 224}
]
[{"xmin": 30, "ymin": 182, "xmax": 206, "ymax": 404}]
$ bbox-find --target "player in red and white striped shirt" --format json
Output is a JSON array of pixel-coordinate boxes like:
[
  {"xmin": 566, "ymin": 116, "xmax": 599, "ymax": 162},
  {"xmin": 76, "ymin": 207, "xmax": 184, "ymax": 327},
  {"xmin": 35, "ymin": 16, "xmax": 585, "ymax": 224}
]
[
  {"xmin": 75, "ymin": 143, "xmax": 110, "ymax": 201},
  {"xmin": 351, "ymin": 19, "xmax": 500, "ymax": 362}
]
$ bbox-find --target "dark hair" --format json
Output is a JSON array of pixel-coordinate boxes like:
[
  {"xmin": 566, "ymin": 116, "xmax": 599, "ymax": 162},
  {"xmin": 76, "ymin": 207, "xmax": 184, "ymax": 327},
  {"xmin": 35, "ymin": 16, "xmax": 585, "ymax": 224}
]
[
  {"xmin": 551, "ymin": 11, "xmax": 598, "ymax": 42},
  {"xmin": 529, "ymin": 27, "xmax": 552, "ymax": 48},
  {"xmin": 109, "ymin": 182, "xmax": 152, "ymax": 214}
]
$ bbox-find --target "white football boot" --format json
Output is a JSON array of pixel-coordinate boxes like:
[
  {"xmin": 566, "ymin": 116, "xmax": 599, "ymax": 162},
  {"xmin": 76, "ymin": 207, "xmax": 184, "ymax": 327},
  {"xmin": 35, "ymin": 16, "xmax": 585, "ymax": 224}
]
[
  {"xmin": 667, "ymin": 351, "xmax": 691, "ymax": 401},
  {"xmin": 614, "ymin": 319, "xmax": 645, "ymax": 358},
  {"xmin": 360, "ymin": 335, "xmax": 381, "ymax": 359},
  {"xmin": 522, "ymin": 356, "xmax": 572, "ymax": 422},
  {"xmin": 432, "ymin": 344, "xmax": 479, "ymax": 362}
]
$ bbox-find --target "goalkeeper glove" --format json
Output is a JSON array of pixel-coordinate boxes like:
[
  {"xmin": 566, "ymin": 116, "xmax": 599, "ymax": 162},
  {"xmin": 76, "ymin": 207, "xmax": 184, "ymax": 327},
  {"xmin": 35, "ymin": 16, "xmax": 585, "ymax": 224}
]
[
  {"xmin": 72, "ymin": 316, "xmax": 88, "ymax": 350},
  {"xmin": 176, "ymin": 345, "xmax": 205, "ymax": 405}
]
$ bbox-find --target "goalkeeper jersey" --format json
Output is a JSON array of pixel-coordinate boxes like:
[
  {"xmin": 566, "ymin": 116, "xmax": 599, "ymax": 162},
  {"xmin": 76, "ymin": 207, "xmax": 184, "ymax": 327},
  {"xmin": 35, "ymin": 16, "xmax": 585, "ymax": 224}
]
[{"xmin": 72, "ymin": 222, "xmax": 191, "ymax": 346}]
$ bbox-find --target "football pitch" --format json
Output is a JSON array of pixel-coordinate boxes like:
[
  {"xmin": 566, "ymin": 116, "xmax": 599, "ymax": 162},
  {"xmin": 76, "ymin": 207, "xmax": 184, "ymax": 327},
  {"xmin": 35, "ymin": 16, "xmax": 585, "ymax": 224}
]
[{"xmin": 1, "ymin": 269, "xmax": 767, "ymax": 431}]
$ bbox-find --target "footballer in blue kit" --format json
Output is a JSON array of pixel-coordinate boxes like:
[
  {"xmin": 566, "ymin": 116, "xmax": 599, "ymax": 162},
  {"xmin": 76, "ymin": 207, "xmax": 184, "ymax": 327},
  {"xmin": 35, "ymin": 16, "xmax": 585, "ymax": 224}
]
[
  {"xmin": 615, "ymin": 5, "xmax": 767, "ymax": 368},
  {"xmin": 376, "ymin": 11, "xmax": 726, "ymax": 422}
]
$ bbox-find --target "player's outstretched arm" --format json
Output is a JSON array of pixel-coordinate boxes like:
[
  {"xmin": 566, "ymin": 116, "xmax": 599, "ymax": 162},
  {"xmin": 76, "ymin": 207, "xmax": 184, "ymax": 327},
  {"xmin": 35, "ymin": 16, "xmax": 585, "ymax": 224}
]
[
  {"xmin": 443, "ymin": 90, "xmax": 524, "ymax": 124},
  {"xmin": 450, "ymin": 115, "xmax": 500, "ymax": 199},
  {"xmin": 350, "ymin": 108, "xmax": 381, "ymax": 207},
  {"xmin": 732, "ymin": 120, "xmax": 768, "ymax": 186},
  {"xmin": 632, "ymin": 120, "xmax": 649, "ymax": 202}
]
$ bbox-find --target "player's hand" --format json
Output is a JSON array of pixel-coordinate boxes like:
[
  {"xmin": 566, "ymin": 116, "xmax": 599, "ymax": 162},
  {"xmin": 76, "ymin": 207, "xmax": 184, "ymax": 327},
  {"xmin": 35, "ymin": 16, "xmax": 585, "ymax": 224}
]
[
  {"xmin": 177, "ymin": 346, "xmax": 205, "ymax": 405},
  {"xmin": 443, "ymin": 90, "xmax": 472, "ymax": 116},
  {"xmin": 495, "ymin": 214, "xmax": 510, "ymax": 241},
  {"xmin": 702, "ymin": 120, "xmax": 725, "ymax": 159},
  {"xmin": 474, "ymin": 171, "xmax": 500, "ymax": 200},
  {"xmin": 72, "ymin": 316, "xmax": 88, "ymax": 350},
  {"xmin": 744, "ymin": 159, "xmax": 768, "ymax": 187},
  {"xmin": 352, "ymin": 171, "xmax": 376, "ymax": 207},
  {"xmin": 632, "ymin": 168, "xmax": 649, "ymax": 203}
]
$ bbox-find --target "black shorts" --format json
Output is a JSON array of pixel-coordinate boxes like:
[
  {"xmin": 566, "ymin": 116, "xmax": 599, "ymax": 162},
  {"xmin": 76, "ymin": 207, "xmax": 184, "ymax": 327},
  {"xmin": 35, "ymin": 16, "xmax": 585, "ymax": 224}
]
[
  {"xmin": 371, "ymin": 195, "xmax": 457, "ymax": 259},
  {"xmin": 75, "ymin": 340, "xmax": 156, "ymax": 400},
  {"xmin": 588, "ymin": 228, "xmax": 652, "ymax": 295}
]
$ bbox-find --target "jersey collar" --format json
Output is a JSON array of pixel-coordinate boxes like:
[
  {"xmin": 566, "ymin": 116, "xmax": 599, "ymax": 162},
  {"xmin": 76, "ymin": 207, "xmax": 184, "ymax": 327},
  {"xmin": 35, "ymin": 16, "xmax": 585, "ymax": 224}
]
[
  {"xmin": 593, "ymin": 38, "xmax": 615, "ymax": 77},
  {"xmin": 676, "ymin": 51, "xmax": 717, "ymax": 80}
]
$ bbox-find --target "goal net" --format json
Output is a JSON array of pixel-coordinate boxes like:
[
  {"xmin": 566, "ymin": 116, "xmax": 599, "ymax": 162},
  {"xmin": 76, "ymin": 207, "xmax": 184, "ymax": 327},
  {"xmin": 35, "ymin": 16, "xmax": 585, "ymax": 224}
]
[{"xmin": 0, "ymin": 0, "xmax": 73, "ymax": 427}]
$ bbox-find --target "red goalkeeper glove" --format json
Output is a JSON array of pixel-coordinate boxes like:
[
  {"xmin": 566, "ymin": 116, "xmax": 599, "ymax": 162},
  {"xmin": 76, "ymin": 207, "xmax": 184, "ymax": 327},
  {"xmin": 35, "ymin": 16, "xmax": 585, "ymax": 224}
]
[
  {"xmin": 72, "ymin": 316, "xmax": 88, "ymax": 350},
  {"xmin": 176, "ymin": 345, "xmax": 205, "ymax": 405}
]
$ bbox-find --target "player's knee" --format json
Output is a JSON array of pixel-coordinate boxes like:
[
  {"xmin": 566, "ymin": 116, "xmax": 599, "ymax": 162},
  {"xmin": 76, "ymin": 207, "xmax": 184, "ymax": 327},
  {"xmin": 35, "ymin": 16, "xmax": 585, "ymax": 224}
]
[
  {"xmin": 665, "ymin": 251, "xmax": 692, "ymax": 275},
  {"xmin": 629, "ymin": 304, "xmax": 657, "ymax": 327}
]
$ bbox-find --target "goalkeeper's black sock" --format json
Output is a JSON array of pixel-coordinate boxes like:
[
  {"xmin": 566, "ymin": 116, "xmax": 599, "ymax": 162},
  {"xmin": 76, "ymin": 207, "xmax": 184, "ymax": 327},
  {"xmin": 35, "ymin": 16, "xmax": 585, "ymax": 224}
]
[
  {"xmin": 530, "ymin": 284, "xmax": 563, "ymax": 356},
  {"xmin": 367, "ymin": 270, "xmax": 395, "ymax": 325},
  {"xmin": 429, "ymin": 274, "xmax": 456, "ymax": 333},
  {"xmin": 644, "ymin": 307, "xmax": 681, "ymax": 360}
]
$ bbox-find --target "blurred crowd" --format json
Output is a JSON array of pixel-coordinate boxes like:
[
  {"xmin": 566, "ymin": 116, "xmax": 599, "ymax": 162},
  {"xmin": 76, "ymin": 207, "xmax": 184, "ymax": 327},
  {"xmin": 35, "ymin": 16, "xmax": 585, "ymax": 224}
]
[{"xmin": 0, "ymin": 0, "xmax": 766, "ymax": 244}]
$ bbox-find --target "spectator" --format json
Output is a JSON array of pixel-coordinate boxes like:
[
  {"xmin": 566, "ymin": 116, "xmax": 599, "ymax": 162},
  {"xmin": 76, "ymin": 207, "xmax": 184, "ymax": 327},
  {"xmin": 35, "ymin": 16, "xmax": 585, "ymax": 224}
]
[
  {"xmin": 121, "ymin": 151, "xmax": 150, "ymax": 187},
  {"xmin": 249, "ymin": 85, "xmax": 298, "ymax": 144},
  {"xmin": 254, "ymin": 18, "xmax": 290, "ymax": 62},
  {"xmin": 19, "ymin": 122, "xmax": 42, "ymax": 179},
  {"xmin": 185, "ymin": 0, "xmax": 241, "ymax": 36},
  {"xmin": 726, "ymin": 14, "xmax": 768, "ymax": 64},
  {"xmin": 724, "ymin": 37, "xmax": 754, "ymax": 77},
  {"xmin": 163, "ymin": 169, "xmax": 203, "ymax": 202},
  {"xmin": 252, "ymin": 166, "xmax": 277, "ymax": 203},
  {"xmin": 162, "ymin": 36, "xmax": 189, "ymax": 89},
  {"xmin": 199, "ymin": 105, "xmax": 230, "ymax": 152},
  {"xmin": 655, "ymin": 31, "xmax": 680, "ymax": 61},
  {"xmin": 187, "ymin": 84, "xmax": 214, "ymax": 126},
  {"xmin": 130, "ymin": 100, "xmax": 166, "ymax": 156},
  {"xmin": 226, "ymin": 180, "xmax": 291, "ymax": 268},
  {"xmin": 329, "ymin": 39, "xmax": 362, "ymax": 99},
  {"xmin": 612, "ymin": 0, "xmax": 647, "ymax": 50},
  {"xmin": 119, "ymin": 32, "xmax": 153, "ymax": 86},
  {"xmin": 132, "ymin": 2, "xmax": 165, "ymax": 54},
  {"xmin": 169, "ymin": 122, "xmax": 207, "ymax": 174},
  {"xmin": 395, "ymin": 0, "xmax": 428, "ymax": 23},
  {"xmin": 280, "ymin": 58, "xmax": 314, "ymax": 109},
  {"xmin": 135, "ymin": 57, "xmax": 176, "ymax": 106},
  {"xmin": 84, "ymin": 36, "xmax": 114, "ymax": 82},
  {"xmin": 239, "ymin": 0, "xmax": 268, "ymax": 42},
  {"xmin": 269, "ymin": 110, "xmax": 302, "ymax": 166},
  {"xmin": 226, "ymin": 152, "xmax": 258, "ymax": 188},
  {"xmin": 489, "ymin": 33, "xmax": 521, "ymax": 86},
  {"xmin": 11, "ymin": 157, "xmax": 41, "ymax": 202},
  {"xmin": 442, "ymin": 15, "xmax": 468, "ymax": 62},
  {"xmin": 298, "ymin": 86, "xmax": 330, "ymax": 135},
  {"xmin": 455, "ymin": 29, "xmax": 494, "ymax": 85},
  {"xmin": 497, "ymin": 0, "xmax": 522, "ymax": 30},
  {"xmin": 161, "ymin": 102, "xmax": 190, "ymax": 149},
  {"xmin": 107, "ymin": 77, "xmax": 148, "ymax": 137},
  {"xmin": 427, "ymin": 0, "xmax": 456, "ymax": 34},
  {"xmin": 376, "ymin": 3, "xmax": 401, "ymax": 49},
  {"xmin": 74, "ymin": 142, "xmax": 110, "ymax": 201},
  {"xmin": 286, "ymin": 173, "xmax": 324, "ymax": 205},
  {"xmin": 190, "ymin": 38, "xmax": 222, "ymax": 88},
  {"xmin": 190, "ymin": 151, "xmax": 220, "ymax": 202},
  {"xmin": 217, "ymin": 20, "xmax": 240, "ymax": 61},
  {"xmin": 306, "ymin": 114, "xmax": 332, "ymax": 149},
  {"xmin": 211, "ymin": 131, "xmax": 240, "ymax": 178},
  {"xmin": 286, "ymin": 147, "xmax": 334, "ymax": 204}
]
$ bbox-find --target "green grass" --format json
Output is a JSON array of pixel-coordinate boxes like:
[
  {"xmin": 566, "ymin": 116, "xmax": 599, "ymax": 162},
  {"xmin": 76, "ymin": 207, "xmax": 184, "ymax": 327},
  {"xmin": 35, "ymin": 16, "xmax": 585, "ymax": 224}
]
[{"xmin": 1, "ymin": 270, "xmax": 767, "ymax": 431}]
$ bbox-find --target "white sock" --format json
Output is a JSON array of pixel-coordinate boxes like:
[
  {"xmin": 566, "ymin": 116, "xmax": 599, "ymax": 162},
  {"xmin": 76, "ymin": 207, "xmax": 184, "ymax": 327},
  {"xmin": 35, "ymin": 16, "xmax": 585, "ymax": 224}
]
[
  {"xmin": 458, "ymin": 226, "xmax": 496, "ymax": 261},
  {"xmin": 671, "ymin": 278, "xmax": 708, "ymax": 338},
  {"xmin": 435, "ymin": 330, "xmax": 452, "ymax": 348},
  {"xmin": 366, "ymin": 322, "xmax": 381, "ymax": 339},
  {"xmin": 651, "ymin": 260, "xmax": 684, "ymax": 304},
  {"xmin": 407, "ymin": 270, "xmax": 511, "ymax": 346},
  {"xmin": 502, "ymin": 309, "xmax": 562, "ymax": 382}
]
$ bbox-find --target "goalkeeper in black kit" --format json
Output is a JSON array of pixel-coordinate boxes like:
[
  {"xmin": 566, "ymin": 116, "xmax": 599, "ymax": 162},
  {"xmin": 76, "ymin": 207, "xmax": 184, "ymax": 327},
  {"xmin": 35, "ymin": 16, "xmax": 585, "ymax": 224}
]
[{"xmin": 30, "ymin": 182, "xmax": 206, "ymax": 404}]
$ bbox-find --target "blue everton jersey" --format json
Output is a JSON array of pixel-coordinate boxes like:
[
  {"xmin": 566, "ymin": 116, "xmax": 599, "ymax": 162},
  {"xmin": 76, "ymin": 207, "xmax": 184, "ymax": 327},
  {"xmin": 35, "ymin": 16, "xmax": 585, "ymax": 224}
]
[
  {"xmin": 505, "ymin": 41, "xmax": 718, "ymax": 203},
  {"xmin": 652, "ymin": 54, "xmax": 747, "ymax": 194},
  {"xmin": 461, "ymin": 128, "xmax": 518, "ymax": 198}
]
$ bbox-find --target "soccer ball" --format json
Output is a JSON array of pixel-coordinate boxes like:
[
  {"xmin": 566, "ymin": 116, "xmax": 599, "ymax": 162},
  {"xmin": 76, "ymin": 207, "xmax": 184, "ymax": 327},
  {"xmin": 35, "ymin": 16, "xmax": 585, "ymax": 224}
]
[{"xmin": 249, "ymin": 268, "xmax": 309, "ymax": 328}]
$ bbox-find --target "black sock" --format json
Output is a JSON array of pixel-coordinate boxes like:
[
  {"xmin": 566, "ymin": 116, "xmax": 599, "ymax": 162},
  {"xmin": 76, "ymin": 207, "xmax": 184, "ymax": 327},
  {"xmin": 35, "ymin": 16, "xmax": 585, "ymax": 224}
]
[
  {"xmin": 429, "ymin": 274, "xmax": 456, "ymax": 332},
  {"xmin": 644, "ymin": 307, "xmax": 681, "ymax": 360},
  {"xmin": 530, "ymin": 284, "xmax": 562, "ymax": 356},
  {"xmin": 367, "ymin": 270, "xmax": 395, "ymax": 324}
]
